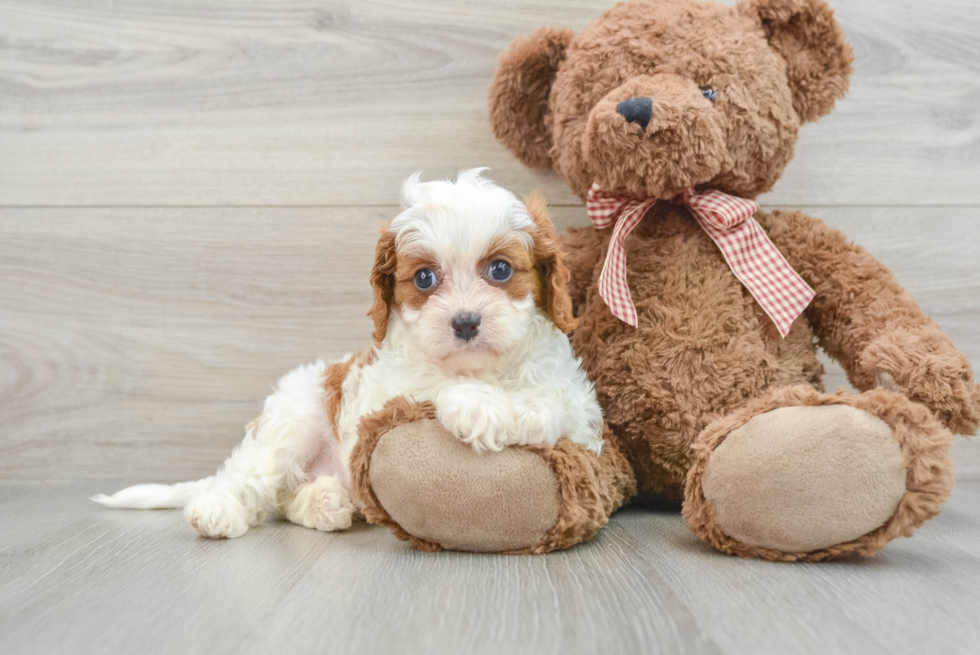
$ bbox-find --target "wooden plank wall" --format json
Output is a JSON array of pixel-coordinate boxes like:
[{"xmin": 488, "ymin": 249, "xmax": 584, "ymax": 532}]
[{"xmin": 1, "ymin": 0, "xmax": 978, "ymax": 481}]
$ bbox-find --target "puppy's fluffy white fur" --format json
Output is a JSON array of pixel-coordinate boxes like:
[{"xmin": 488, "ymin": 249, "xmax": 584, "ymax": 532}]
[{"xmin": 93, "ymin": 169, "xmax": 603, "ymax": 538}]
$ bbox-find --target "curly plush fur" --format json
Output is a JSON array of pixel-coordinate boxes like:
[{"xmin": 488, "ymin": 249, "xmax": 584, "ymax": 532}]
[{"xmin": 488, "ymin": 0, "xmax": 978, "ymax": 560}]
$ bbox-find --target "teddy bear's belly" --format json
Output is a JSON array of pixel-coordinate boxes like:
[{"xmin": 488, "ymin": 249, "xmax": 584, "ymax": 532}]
[{"xmin": 572, "ymin": 217, "xmax": 823, "ymax": 505}]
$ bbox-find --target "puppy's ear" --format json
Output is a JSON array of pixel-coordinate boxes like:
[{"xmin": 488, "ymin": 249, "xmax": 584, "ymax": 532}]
[
  {"xmin": 525, "ymin": 191, "xmax": 577, "ymax": 333},
  {"xmin": 368, "ymin": 224, "xmax": 397, "ymax": 344},
  {"xmin": 739, "ymin": 0, "xmax": 853, "ymax": 123}
]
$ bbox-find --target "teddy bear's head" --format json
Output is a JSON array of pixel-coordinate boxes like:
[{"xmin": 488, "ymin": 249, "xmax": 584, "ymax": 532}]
[{"xmin": 490, "ymin": 0, "xmax": 853, "ymax": 200}]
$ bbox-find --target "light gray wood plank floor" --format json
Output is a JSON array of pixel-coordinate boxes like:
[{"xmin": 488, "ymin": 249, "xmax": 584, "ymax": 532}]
[
  {"xmin": 3, "ymin": 0, "xmax": 980, "ymax": 653},
  {"xmin": 2, "ymin": 480, "xmax": 979, "ymax": 655}
]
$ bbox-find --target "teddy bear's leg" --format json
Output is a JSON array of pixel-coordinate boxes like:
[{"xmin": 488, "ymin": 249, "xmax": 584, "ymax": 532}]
[
  {"xmin": 348, "ymin": 397, "xmax": 636, "ymax": 554},
  {"xmin": 683, "ymin": 385, "xmax": 954, "ymax": 562}
]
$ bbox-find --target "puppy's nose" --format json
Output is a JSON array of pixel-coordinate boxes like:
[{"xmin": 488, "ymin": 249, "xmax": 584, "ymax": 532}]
[
  {"xmin": 451, "ymin": 312, "xmax": 481, "ymax": 341},
  {"xmin": 616, "ymin": 97, "xmax": 653, "ymax": 130}
]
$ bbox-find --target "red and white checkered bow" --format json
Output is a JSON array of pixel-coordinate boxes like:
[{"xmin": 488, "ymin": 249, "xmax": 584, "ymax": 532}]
[{"xmin": 586, "ymin": 183, "xmax": 815, "ymax": 337}]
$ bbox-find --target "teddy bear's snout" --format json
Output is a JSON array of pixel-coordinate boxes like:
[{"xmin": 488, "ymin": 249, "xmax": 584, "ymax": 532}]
[
  {"xmin": 615, "ymin": 97, "xmax": 653, "ymax": 130},
  {"xmin": 584, "ymin": 74, "xmax": 728, "ymax": 199}
]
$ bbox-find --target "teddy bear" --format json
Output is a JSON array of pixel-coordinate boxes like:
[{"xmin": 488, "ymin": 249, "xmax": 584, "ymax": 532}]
[{"xmin": 349, "ymin": 0, "xmax": 980, "ymax": 561}]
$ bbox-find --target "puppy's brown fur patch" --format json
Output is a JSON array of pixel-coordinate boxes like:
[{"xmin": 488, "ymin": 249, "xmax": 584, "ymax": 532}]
[
  {"xmin": 368, "ymin": 225, "xmax": 397, "ymax": 343},
  {"xmin": 525, "ymin": 191, "xmax": 577, "ymax": 333},
  {"xmin": 394, "ymin": 252, "xmax": 440, "ymax": 312},
  {"xmin": 481, "ymin": 237, "xmax": 537, "ymax": 303},
  {"xmin": 323, "ymin": 347, "xmax": 377, "ymax": 436},
  {"xmin": 323, "ymin": 359, "xmax": 354, "ymax": 436}
]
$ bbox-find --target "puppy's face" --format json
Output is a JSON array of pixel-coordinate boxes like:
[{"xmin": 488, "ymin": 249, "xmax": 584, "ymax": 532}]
[{"xmin": 369, "ymin": 170, "xmax": 575, "ymax": 374}]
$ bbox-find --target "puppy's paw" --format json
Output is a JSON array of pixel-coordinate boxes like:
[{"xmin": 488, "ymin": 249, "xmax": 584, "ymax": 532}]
[
  {"xmin": 184, "ymin": 493, "xmax": 250, "ymax": 539},
  {"xmin": 512, "ymin": 397, "xmax": 566, "ymax": 447},
  {"xmin": 291, "ymin": 476, "xmax": 355, "ymax": 532},
  {"xmin": 437, "ymin": 383, "xmax": 516, "ymax": 453}
]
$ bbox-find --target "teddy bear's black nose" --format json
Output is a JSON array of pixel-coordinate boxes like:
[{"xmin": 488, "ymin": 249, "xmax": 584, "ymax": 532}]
[{"xmin": 616, "ymin": 97, "xmax": 653, "ymax": 130}]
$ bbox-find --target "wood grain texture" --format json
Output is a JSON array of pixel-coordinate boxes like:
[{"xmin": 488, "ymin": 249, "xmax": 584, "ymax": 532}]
[
  {"xmin": 1, "ymin": 480, "xmax": 978, "ymax": 655},
  {"xmin": 613, "ymin": 481, "xmax": 980, "ymax": 655},
  {"xmin": 1, "ymin": 0, "xmax": 979, "ymax": 206},
  {"xmin": 3, "ymin": 2, "xmax": 979, "ymax": 653},
  {"xmin": 0, "ymin": 207, "xmax": 381, "ymax": 481},
  {"xmin": 1, "ymin": 205, "xmax": 978, "ymax": 481}
]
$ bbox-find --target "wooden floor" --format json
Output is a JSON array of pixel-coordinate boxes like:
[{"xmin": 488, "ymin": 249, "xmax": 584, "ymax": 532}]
[
  {"xmin": 2, "ymin": 0, "xmax": 980, "ymax": 653},
  {"xmin": 1, "ymin": 480, "xmax": 979, "ymax": 655}
]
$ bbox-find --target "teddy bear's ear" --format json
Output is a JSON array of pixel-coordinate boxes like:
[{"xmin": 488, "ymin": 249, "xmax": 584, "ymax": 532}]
[
  {"xmin": 739, "ymin": 0, "xmax": 854, "ymax": 123},
  {"xmin": 489, "ymin": 26, "xmax": 574, "ymax": 169}
]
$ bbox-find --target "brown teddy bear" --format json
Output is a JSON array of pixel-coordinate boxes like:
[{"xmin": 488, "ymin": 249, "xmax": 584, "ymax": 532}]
[{"xmin": 351, "ymin": 0, "xmax": 980, "ymax": 561}]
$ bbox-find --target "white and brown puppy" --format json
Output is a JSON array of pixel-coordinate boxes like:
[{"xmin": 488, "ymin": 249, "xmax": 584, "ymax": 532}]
[{"xmin": 92, "ymin": 169, "xmax": 603, "ymax": 539}]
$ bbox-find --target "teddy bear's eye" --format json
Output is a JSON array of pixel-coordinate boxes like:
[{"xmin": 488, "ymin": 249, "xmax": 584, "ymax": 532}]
[{"xmin": 701, "ymin": 88, "xmax": 717, "ymax": 103}]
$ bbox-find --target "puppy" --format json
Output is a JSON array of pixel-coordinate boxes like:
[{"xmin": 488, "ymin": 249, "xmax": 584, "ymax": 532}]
[{"xmin": 92, "ymin": 169, "xmax": 603, "ymax": 538}]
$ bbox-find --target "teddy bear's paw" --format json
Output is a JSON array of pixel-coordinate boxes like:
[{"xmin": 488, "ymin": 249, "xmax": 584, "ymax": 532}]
[
  {"xmin": 862, "ymin": 330, "xmax": 980, "ymax": 435},
  {"xmin": 692, "ymin": 404, "xmax": 910, "ymax": 556},
  {"xmin": 436, "ymin": 383, "xmax": 517, "ymax": 453},
  {"xmin": 184, "ymin": 493, "xmax": 251, "ymax": 539}
]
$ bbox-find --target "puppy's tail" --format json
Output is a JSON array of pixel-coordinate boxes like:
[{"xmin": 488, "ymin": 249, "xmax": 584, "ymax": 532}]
[{"xmin": 90, "ymin": 478, "xmax": 213, "ymax": 509}]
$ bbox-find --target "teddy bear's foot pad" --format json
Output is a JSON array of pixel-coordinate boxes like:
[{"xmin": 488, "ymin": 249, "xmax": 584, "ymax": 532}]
[
  {"xmin": 369, "ymin": 419, "xmax": 562, "ymax": 553},
  {"xmin": 700, "ymin": 405, "xmax": 907, "ymax": 554}
]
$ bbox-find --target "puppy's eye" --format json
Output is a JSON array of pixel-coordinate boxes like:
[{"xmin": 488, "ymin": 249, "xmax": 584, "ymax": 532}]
[
  {"xmin": 488, "ymin": 260, "xmax": 512, "ymax": 282},
  {"xmin": 701, "ymin": 88, "xmax": 717, "ymax": 103},
  {"xmin": 414, "ymin": 268, "xmax": 436, "ymax": 290}
]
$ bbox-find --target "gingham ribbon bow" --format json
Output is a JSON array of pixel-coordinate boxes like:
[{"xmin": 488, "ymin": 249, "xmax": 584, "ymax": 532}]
[{"xmin": 586, "ymin": 183, "xmax": 815, "ymax": 337}]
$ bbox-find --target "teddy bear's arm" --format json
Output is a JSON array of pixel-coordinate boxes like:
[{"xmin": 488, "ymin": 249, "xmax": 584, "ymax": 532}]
[
  {"xmin": 557, "ymin": 227, "xmax": 604, "ymax": 316},
  {"xmin": 762, "ymin": 209, "xmax": 980, "ymax": 435}
]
